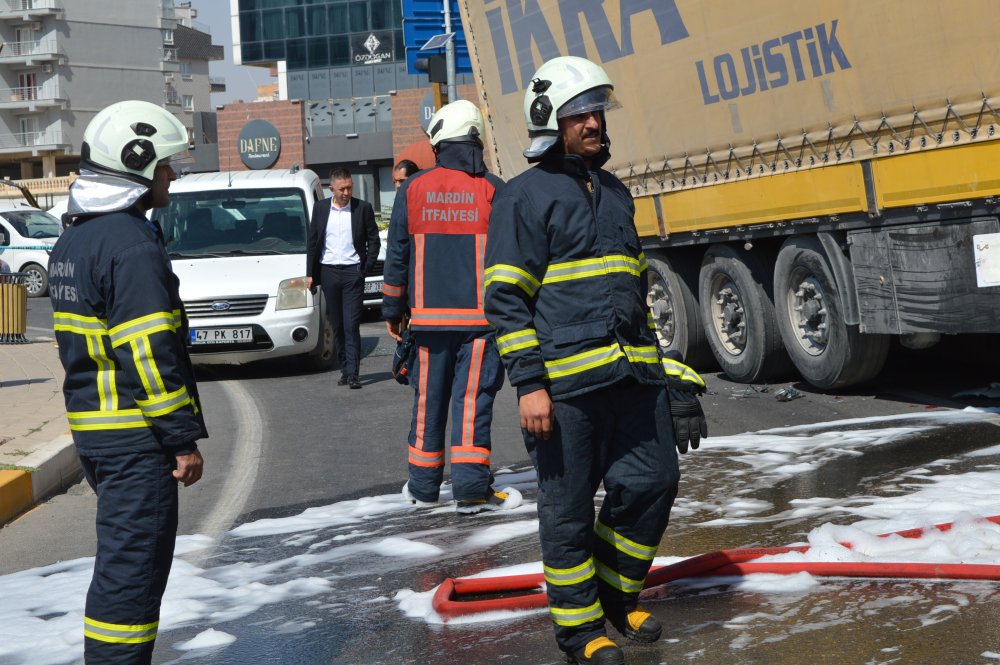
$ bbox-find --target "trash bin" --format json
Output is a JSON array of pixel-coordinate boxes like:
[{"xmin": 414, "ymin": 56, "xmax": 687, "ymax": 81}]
[{"xmin": 0, "ymin": 272, "xmax": 28, "ymax": 344}]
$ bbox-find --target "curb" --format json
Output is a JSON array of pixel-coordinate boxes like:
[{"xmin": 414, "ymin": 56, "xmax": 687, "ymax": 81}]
[{"xmin": 0, "ymin": 433, "xmax": 79, "ymax": 525}]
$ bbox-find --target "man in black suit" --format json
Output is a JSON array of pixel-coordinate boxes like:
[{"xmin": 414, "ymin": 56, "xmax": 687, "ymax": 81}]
[{"xmin": 307, "ymin": 167, "xmax": 380, "ymax": 388}]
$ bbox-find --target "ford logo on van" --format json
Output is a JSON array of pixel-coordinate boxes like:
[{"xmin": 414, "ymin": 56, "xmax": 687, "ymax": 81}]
[{"xmin": 211, "ymin": 301, "xmax": 231, "ymax": 311}]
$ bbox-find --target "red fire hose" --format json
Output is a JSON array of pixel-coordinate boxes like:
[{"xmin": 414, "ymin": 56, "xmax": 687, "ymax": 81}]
[{"xmin": 432, "ymin": 515, "xmax": 1000, "ymax": 617}]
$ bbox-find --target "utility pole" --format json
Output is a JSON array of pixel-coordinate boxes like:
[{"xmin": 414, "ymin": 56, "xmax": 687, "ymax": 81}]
[{"xmin": 443, "ymin": 0, "xmax": 457, "ymax": 103}]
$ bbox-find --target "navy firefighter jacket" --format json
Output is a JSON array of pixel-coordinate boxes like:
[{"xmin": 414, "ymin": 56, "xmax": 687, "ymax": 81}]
[
  {"xmin": 382, "ymin": 142, "xmax": 505, "ymax": 331},
  {"xmin": 49, "ymin": 208, "xmax": 207, "ymax": 456},
  {"xmin": 484, "ymin": 149, "xmax": 668, "ymax": 401}
]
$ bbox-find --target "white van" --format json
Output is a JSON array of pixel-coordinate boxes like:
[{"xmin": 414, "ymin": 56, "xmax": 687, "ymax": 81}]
[
  {"xmin": 0, "ymin": 201, "xmax": 60, "ymax": 297},
  {"xmin": 153, "ymin": 169, "xmax": 338, "ymax": 369}
]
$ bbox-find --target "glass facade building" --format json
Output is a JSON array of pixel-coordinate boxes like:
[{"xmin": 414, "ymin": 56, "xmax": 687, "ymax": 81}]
[
  {"xmin": 236, "ymin": 0, "xmax": 470, "ymax": 136},
  {"xmin": 234, "ymin": 0, "xmax": 472, "ymax": 207}
]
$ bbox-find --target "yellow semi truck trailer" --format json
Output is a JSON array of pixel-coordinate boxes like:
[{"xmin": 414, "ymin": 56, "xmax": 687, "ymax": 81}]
[{"xmin": 459, "ymin": 0, "xmax": 1000, "ymax": 389}]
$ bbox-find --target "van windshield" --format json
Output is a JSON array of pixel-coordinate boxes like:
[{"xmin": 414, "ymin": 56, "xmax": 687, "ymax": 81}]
[
  {"xmin": 1, "ymin": 210, "xmax": 61, "ymax": 239},
  {"xmin": 154, "ymin": 188, "xmax": 308, "ymax": 257}
]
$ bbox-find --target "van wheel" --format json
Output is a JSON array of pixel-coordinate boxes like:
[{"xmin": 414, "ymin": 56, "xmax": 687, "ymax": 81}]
[
  {"xmin": 307, "ymin": 300, "xmax": 336, "ymax": 372},
  {"xmin": 22, "ymin": 263, "xmax": 48, "ymax": 297}
]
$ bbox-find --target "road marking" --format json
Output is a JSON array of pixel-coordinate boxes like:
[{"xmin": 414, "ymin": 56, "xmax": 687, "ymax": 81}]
[{"xmin": 187, "ymin": 378, "xmax": 263, "ymax": 565}]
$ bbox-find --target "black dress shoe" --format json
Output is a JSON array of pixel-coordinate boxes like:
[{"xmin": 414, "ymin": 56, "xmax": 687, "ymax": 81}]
[
  {"xmin": 349, "ymin": 375, "xmax": 362, "ymax": 389},
  {"xmin": 337, "ymin": 374, "xmax": 349, "ymax": 386}
]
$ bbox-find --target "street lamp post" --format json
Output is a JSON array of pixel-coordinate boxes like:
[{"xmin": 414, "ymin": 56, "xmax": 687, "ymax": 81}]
[{"xmin": 442, "ymin": 0, "xmax": 457, "ymax": 103}]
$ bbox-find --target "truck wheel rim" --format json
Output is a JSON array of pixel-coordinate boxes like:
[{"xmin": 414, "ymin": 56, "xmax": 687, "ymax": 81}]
[
  {"xmin": 647, "ymin": 278, "xmax": 675, "ymax": 348},
  {"xmin": 709, "ymin": 275, "xmax": 746, "ymax": 355},
  {"xmin": 787, "ymin": 269, "xmax": 828, "ymax": 356}
]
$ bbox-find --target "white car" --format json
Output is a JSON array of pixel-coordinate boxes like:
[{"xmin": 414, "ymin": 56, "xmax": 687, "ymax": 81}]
[
  {"xmin": 0, "ymin": 202, "xmax": 60, "ymax": 297},
  {"xmin": 152, "ymin": 169, "xmax": 338, "ymax": 370}
]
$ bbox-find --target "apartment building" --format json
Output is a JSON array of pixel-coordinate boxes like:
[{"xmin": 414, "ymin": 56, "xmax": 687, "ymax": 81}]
[{"xmin": 0, "ymin": 0, "xmax": 222, "ymax": 181}]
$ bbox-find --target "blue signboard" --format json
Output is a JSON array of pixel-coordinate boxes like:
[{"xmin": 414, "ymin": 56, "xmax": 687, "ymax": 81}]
[{"xmin": 402, "ymin": 0, "xmax": 471, "ymax": 75}]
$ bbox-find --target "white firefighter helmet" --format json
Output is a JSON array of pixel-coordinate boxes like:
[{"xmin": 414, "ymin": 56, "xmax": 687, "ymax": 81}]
[
  {"xmin": 522, "ymin": 56, "xmax": 619, "ymax": 160},
  {"xmin": 427, "ymin": 99, "xmax": 485, "ymax": 147},
  {"xmin": 81, "ymin": 100, "xmax": 190, "ymax": 183}
]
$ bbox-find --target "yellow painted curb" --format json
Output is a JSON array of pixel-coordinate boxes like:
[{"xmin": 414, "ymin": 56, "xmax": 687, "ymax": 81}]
[{"xmin": 0, "ymin": 469, "xmax": 33, "ymax": 524}]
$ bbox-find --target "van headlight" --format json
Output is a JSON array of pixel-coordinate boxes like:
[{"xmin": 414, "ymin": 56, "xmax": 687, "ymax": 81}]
[{"xmin": 276, "ymin": 277, "xmax": 308, "ymax": 311}]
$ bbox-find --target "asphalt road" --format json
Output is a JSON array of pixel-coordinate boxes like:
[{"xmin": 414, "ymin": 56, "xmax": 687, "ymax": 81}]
[
  {"xmin": 7, "ymin": 295, "xmax": 1000, "ymax": 573},
  {"xmin": 5, "ymin": 296, "xmax": 1000, "ymax": 664}
]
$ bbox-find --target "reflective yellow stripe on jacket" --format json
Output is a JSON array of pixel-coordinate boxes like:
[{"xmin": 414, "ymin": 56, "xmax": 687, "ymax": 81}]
[
  {"xmin": 542, "ymin": 254, "xmax": 640, "ymax": 285},
  {"xmin": 56, "ymin": 309, "xmax": 189, "ymax": 427},
  {"xmin": 484, "ymin": 264, "xmax": 540, "ymax": 297},
  {"xmin": 662, "ymin": 357, "xmax": 706, "ymax": 390},
  {"xmin": 543, "ymin": 344, "xmax": 659, "ymax": 381},
  {"xmin": 496, "ymin": 328, "xmax": 539, "ymax": 356},
  {"xmin": 67, "ymin": 409, "xmax": 149, "ymax": 431}
]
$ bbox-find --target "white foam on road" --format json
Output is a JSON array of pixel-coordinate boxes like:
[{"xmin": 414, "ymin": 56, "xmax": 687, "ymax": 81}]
[{"xmin": 2, "ymin": 410, "xmax": 1000, "ymax": 663}]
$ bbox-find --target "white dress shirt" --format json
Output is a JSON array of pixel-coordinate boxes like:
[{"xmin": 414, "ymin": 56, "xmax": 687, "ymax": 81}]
[{"xmin": 321, "ymin": 199, "xmax": 360, "ymax": 266}]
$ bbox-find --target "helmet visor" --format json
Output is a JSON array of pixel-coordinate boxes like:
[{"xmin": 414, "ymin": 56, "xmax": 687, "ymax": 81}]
[
  {"xmin": 160, "ymin": 148, "xmax": 193, "ymax": 168},
  {"xmin": 556, "ymin": 86, "xmax": 620, "ymax": 119}
]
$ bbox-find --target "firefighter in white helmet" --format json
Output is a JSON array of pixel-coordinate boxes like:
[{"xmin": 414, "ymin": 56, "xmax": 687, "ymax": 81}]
[
  {"xmin": 383, "ymin": 99, "xmax": 523, "ymax": 514},
  {"xmin": 485, "ymin": 56, "xmax": 707, "ymax": 664},
  {"xmin": 50, "ymin": 100, "xmax": 207, "ymax": 664}
]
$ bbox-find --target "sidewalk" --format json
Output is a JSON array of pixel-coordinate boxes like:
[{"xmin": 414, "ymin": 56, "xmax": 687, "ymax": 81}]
[{"xmin": 0, "ymin": 336, "xmax": 78, "ymax": 525}]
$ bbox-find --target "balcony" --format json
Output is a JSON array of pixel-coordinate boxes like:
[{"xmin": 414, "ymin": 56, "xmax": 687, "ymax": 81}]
[
  {"xmin": 160, "ymin": 47, "xmax": 180, "ymax": 73},
  {"xmin": 209, "ymin": 76, "xmax": 226, "ymax": 93},
  {"xmin": 0, "ymin": 38, "xmax": 61, "ymax": 66},
  {"xmin": 0, "ymin": 0, "xmax": 61, "ymax": 20},
  {"xmin": 0, "ymin": 83, "xmax": 64, "ymax": 109},
  {"xmin": 0, "ymin": 127, "xmax": 66, "ymax": 153}
]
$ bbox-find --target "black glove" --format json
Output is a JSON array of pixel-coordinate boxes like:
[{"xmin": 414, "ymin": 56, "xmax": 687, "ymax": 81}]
[
  {"xmin": 662, "ymin": 350, "xmax": 707, "ymax": 454},
  {"xmin": 668, "ymin": 384, "xmax": 707, "ymax": 454},
  {"xmin": 391, "ymin": 328, "xmax": 416, "ymax": 385}
]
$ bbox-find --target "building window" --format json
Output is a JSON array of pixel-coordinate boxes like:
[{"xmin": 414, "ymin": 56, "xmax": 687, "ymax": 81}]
[
  {"xmin": 307, "ymin": 6, "xmax": 327, "ymax": 36},
  {"xmin": 240, "ymin": 11, "xmax": 261, "ymax": 41},
  {"xmin": 308, "ymin": 37, "xmax": 328, "ymax": 67},
  {"xmin": 285, "ymin": 7, "xmax": 305, "ymax": 38},
  {"xmin": 330, "ymin": 35, "xmax": 349, "ymax": 66},
  {"xmin": 328, "ymin": 5, "xmax": 348, "ymax": 34},
  {"xmin": 183, "ymin": 95, "xmax": 194, "ymax": 111},
  {"xmin": 286, "ymin": 39, "xmax": 307, "ymax": 69},
  {"xmin": 349, "ymin": 2, "xmax": 368, "ymax": 32},
  {"xmin": 180, "ymin": 62, "xmax": 192, "ymax": 80},
  {"xmin": 162, "ymin": 29, "xmax": 174, "ymax": 44},
  {"xmin": 371, "ymin": 0, "xmax": 390, "ymax": 30},
  {"xmin": 262, "ymin": 9, "xmax": 284, "ymax": 40},
  {"xmin": 264, "ymin": 40, "xmax": 286, "ymax": 60},
  {"xmin": 17, "ymin": 72, "xmax": 37, "ymax": 100}
]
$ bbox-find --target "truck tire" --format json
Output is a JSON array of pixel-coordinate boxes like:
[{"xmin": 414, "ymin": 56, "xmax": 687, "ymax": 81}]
[
  {"xmin": 699, "ymin": 244, "xmax": 792, "ymax": 383},
  {"xmin": 774, "ymin": 236, "xmax": 889, "ymax": 389},
  {"xmin": 22, "ymin": 263, "xmax": 48, "ymax": 297},
  {"xmin": 645, "ymin": 252, "xmax": 714, "ymax": 369}
]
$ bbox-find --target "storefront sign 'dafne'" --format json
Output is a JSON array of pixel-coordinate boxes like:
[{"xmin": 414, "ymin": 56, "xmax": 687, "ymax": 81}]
[{"xmin": 238, "ymin": 119, "xmax": 281, "ymax": 169}]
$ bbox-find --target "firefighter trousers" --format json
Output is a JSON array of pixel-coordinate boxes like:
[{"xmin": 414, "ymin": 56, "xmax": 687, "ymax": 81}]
[
  {"xmin": 406, "ymin": 331, "xmax": 504, "ymax": 502},
  {"xmin": 523, "ymin": 379, "xmax": 679, "ymax": 655},
  {"xmin": 80, "ymin": 449, "xmax": 179, "ymax": 665}
]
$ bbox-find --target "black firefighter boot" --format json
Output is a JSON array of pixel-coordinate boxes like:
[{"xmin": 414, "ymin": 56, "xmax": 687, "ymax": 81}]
[
  {"xmin": 566, "ymin": 636, "xmax": 625, "ymax": 664},
  {"xmin": 609, "ymin": 605, "xmax": 662, "ymax": 643}
]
